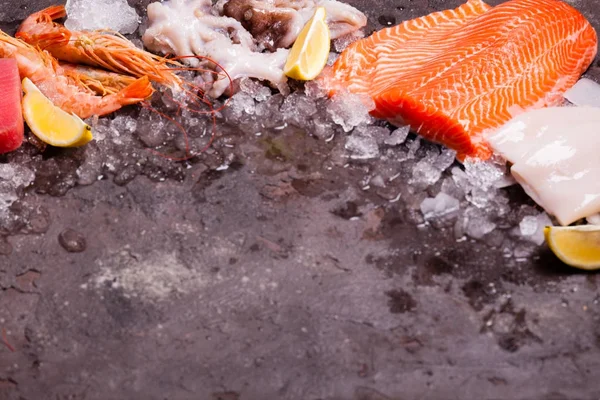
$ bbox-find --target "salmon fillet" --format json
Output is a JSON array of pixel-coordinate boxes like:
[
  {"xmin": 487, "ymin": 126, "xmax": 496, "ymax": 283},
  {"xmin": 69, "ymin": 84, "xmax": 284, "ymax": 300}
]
[{"xmin": 324, "ymin": 0, "xmax": 598, "ymax": 160}]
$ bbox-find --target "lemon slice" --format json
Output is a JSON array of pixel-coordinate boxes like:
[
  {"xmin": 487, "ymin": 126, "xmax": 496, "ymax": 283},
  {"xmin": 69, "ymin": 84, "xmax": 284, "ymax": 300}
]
[
  {"xmin": 284, "ymin": 6, "xmax": 330, "ymax": 81},
  {"xmin": 544, "ymin": 225, "xmax": 600, "ymax": 270},
  {"xmin": 22, "ymin": 78, "xmax": 92, "ymax": 147}
]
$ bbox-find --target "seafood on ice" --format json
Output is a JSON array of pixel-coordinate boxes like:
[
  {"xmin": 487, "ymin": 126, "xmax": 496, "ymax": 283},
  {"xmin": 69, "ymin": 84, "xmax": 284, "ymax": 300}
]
[
  {"xmin": 59, "ymin": 63, "xmax": 138, "ymax": 95},
  {"xmin": 0, "ymin": 30, "xmax": 153, "ymax": 119},
  {"xmin": 221, "ymin": 0, "xmax": 367, "ymax": 50},
  {"xmin": 487, "ymin": 106, "xmax": 600, "ymax": 226},
  {"xmin": 17, "ymin": 5, "xmax": 186, "ymax": 91},
  {"xmin": 323, "ymin": 0, "xmax": 598, "ymax": 160},
  {"xmin": 143, "ymin": 0, "xmax": 285, "ymax": 97},
  {"xmin": 142, "ymin": 0, "xmax": 366, "ymax": 97}
]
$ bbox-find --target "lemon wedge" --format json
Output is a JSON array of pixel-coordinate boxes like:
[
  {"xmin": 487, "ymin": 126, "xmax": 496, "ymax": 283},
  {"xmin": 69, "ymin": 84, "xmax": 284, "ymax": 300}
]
[
  {"xmin": 544, "ymin": 225, "xmax": 600, "ymax": 270},
  {"xmin": 22, "ymin": 78, "xmax": 92, "ymax": 147},
  {"xmin": 284, "ymin": 6, "xmax": 330, "ymax": 81}
]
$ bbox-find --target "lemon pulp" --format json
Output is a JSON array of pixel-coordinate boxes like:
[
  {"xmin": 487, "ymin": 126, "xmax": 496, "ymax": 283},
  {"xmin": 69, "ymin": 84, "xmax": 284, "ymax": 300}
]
[
  {"xmin": 284, "ymin": 7, "xmax": 330, "ymax": 81},
  {"xmin": 22, "ymin": 78, "xmax": 93, "ymax": 147},
  {"xmin": 544, "ymin": 225, "xmax": 600, "ymax": 270}
]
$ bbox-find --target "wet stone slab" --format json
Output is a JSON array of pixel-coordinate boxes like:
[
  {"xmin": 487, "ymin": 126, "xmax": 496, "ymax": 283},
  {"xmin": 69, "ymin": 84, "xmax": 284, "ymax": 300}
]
[{"xmin": 1, "ymin": 0, "xmax": 600, "ymax": 399}]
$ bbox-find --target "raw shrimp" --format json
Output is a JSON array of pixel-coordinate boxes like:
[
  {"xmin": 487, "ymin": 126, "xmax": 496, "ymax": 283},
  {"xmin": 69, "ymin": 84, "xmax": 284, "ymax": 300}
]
[
  {"xmin": 60, "ymin": 63, "xmax": 137, "ymax": 95},
  {"xmin": 16, "ymin": 5, "xmax": 185, "ymax": 90},
  {"xmin": 18, "ymin": 5, "xmax": 233, "ymax": 104},
  {"xmin": 0, "ymin": 30, "xmax": 153, "ymax": 118}
]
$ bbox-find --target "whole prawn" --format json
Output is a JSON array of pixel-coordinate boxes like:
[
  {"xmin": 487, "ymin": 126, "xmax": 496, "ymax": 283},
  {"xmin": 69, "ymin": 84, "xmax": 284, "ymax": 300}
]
[
  {"xmin": 0, "ymin": 30, "xmax": 153, "ymax": 119},
  {"xmin": 17, "ymin": 5, "xmax": 186, "ymax": 90}
]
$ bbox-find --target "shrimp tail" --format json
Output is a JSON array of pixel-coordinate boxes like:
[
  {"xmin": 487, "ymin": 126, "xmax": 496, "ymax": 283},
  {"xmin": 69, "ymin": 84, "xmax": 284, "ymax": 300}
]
[{"xmin": 117, "ymin": 76, "xmax": 154, "ymax": 106}]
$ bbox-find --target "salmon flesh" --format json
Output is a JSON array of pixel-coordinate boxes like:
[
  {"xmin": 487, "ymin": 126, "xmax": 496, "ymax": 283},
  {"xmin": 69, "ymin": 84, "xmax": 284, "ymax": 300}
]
[{"xmin": 324, "ymin": 0, "xmax": 598, "ymax": 160}]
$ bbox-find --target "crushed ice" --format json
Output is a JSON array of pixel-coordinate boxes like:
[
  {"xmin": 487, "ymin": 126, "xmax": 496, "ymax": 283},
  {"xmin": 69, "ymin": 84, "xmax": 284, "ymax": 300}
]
[
  {"xmin": 0, "ymin": 47, "xmax": 552, "ymax": 261},
  {"xmin": 65, "ymin": 0, "xmax": 140, "ymax": 34},
  {"xmin": 519, "ymin": 212, "xmax": 552, "ymax": 246},
  {"xmin": 333, "ymin": 30, "xmax": 365, "ymax": 52},
  {"xmin": 0, "ymin": 164, "xmax": 34, "ymax": 213},
  {"xmin": 327, "ymin": 93, "xmax": 375, "ymax": 132},
  {"xmin": 209, "ymin": 74, "xmax": 551, "ymax": 254},
  {"xmin": 421, "ymin": 193, "xmax": 460, "ymax": 221}
]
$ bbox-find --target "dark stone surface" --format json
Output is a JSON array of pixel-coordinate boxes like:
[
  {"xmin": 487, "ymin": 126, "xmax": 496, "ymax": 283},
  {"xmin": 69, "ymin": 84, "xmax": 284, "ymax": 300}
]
[{"xmin": 1, "ymin": 0, "xmax": 600, "ymax": 399}]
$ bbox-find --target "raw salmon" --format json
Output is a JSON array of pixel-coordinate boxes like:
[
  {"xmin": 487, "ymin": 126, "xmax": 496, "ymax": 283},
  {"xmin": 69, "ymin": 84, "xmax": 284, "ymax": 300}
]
[
  {"xmin": 324, "ymin": 0, "xmax": 598, "ymax": 160},
  {"xmin": 0, "ymin": 58, "xmax": 24, "ymax": 154}
]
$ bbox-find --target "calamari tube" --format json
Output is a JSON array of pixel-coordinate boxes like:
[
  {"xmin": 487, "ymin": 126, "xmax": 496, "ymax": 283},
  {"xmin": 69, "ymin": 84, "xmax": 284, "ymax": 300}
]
[{"xmin": 487, "ymin": 106, "xmax": 600, "ymax": 226}]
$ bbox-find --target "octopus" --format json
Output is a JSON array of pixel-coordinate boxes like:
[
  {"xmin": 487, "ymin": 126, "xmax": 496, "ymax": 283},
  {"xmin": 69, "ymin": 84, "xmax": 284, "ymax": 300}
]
[
  {"xmin": 142, "ymin": 0, "xmax": 366, "ymax": 97},
  {"xmin": 220, "ymin": 0, "xmax": 368, "ymax": 51}
]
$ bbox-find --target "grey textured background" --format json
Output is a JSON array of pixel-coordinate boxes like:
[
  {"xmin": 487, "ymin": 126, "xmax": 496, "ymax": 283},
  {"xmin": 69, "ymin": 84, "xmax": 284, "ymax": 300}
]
[{"xmin": 1, "ymin": 0, "xmax": 600, "ymax": 399}]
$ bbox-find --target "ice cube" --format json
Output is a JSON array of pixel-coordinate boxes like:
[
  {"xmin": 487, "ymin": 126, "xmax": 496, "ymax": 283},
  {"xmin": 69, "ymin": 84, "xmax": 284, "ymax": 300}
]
[
  {"xmin": 280, "ymin": 92, "xmax": 317, "ymax": 128},
  {"xmin": 406, "ymin": 137, "xmax": 421, "ymax": 159},
  {"xmin": 412, "ymin": 158, "xmax": 443, "ymax": 187},
  {"xmin": 466, "ymin": 216, "xmax": 497, "ymax": 239},
  {"xmin": 519, "ymin": 212, "xmax": 552, "ymax": 245},
  {"xmin": 304, "ymin": 80, "xmax": 327, "ymax": 99},
  {"xmin": 327, "ymin": 93, "xmax": 375, "ymax": 132},
  {"xmin": 240, "ymin": 78, "xmax": 272, "ymax": 102},
  {"xmin": 255, "ymin": 94, "xmax": 285, "ymax": 128},
  {"xmin": 355, "ymin": 125, "xmax": 391, "ymax": 145},
  {"xmin": 159, "ymin": 88, "xmax": 185, "ymax": 112},
  {"xmin": 434, "ymin": 148, "xmax": 457, "ymax": 171},
  {"xmin": 0, "ymin": 181, "xmax": 18, "ymax": 209},
  {"xmin": 65, "ymin": 0, "xmax": 140, "ymax": 34},
  {"xmin": 225, "ymin": 92, "xmax": 256, "ymax": 121},
  {"xmin": 384, "ymin": 126, "xmax": 409, "ymax": 146},
  {"xmin": 77, "ymin": 143, "xmax": 104, "ymax": 186},
  {"xmin": 463, "ymin": 157, "xmax": 507, "ymax": 190},
  {"xmin": 0, "ymin": 164, "xmax": 34, "ymax": 189},
  {"xmin": 345, "ymin": 131, "xmax": 379, "ymax": 160},
  {"xmin": 311, "ymin": 112, "xmax": 335, "ymax": 140},
  {"xmin": 333, "ymin": 30, "xmax": 365, "ymax": 52},
  {"xmin": 420, "ymin": 193, "xmax": 460, "ymax": 220},
  {"xmin": 466, "ymin": 187, "xmax": 496, "ymax": 208},
  {"xmin": 0, "ymin": 164, "xmax": 34, "ymax": 217},
  {"xmin": 519, "ymin": 215, "xmax": 538, "ymax": 236},
  {"xmin": 494, "ymin": 174, "xmax": 517, "ymax": 189},
  {"xmin": 514, "ymin": 243, "xmax": 536, "ymax": 259},
  {"xmin": 410, "ymin": 147, "xmax": 456, "ymax": 187},
  {"xmin": 255, "ymin": 94, "xmax": 284, "ymax": 117},
  {"xmin": 135, "ymin": 109, "xmax": 169, "ymax": 147},
  {"xmin": 90, "ymin": 117, "xmax": 111, "ymax": 142},
  {"xmin": 460, "ymin": 207, "xmax": 497, "ymax": 239},
  {"xmin": 441, "ymin": 176, "xmax": 465, "ymax": 200},
  {"xmin": 111, "ymin": 115, "xmax": 137, "ymax": 135},
  {"xmin": 451, "ymin": 166, "xmax": 470, "ymax": 190}
]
